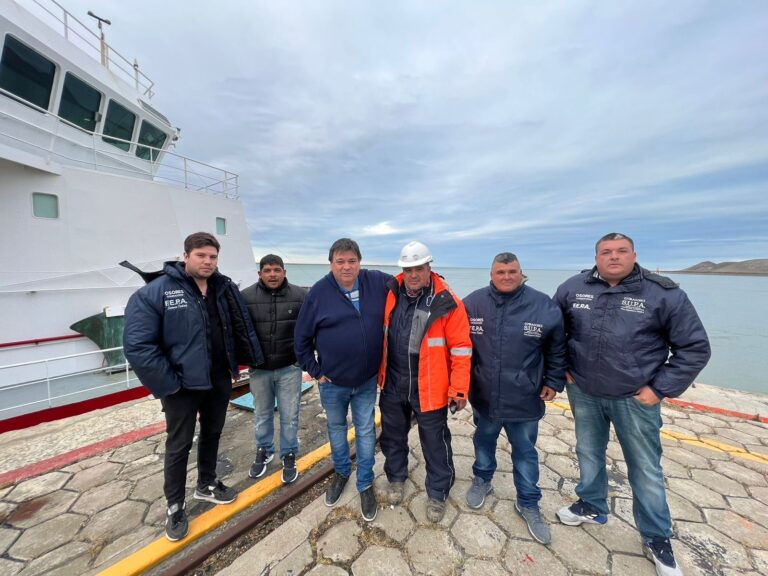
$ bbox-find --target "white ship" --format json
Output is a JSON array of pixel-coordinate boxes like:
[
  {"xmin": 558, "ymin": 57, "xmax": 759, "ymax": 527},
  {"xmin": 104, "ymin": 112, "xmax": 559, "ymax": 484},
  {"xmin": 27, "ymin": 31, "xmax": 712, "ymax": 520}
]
[{"xmin": 0, "ymin": 0, "xmax": 258, "ymax": 431}]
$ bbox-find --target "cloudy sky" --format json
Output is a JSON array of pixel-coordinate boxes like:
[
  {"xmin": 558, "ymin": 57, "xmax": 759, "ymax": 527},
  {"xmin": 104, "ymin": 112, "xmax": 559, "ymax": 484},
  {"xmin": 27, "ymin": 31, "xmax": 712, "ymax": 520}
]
[{"xmin": 49, "ymin": 0, "xmax": 768, "ymax": 269}]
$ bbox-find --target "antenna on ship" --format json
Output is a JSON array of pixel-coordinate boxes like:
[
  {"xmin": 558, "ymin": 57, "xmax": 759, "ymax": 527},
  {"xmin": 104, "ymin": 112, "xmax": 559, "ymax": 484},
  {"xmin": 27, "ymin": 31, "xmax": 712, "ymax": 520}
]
[{"xmin": 87, "ymin": 11, "xmax": 111, "ymax": 67}]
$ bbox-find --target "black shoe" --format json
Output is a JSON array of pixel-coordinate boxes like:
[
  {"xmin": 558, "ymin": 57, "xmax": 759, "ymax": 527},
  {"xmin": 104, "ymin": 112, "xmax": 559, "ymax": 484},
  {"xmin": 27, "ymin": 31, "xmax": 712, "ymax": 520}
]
[
  {"xmin": 249, "ymin": 447, "xmax": 274, "ymax": 479},
  {"xmin": 282, "ymin": 452, "xmax": 298, "ymax": 484},
  {"xmin": 360, "ymin": 486, "xmax": 377, "ymax": 521},
  {"xmin": 165, "ymin": 502, "xmax": 188, "ymax": 541},
  {"xmin": 325, "ymin": 472, "xmax": 349, "ymax": 507},
  {"xmin": 644, "ymin": 537, "xmax": 683, "ymax": 576},
  {"xmin": 193, "ymin": 480, "xmax": 237, "ymax": 504}
]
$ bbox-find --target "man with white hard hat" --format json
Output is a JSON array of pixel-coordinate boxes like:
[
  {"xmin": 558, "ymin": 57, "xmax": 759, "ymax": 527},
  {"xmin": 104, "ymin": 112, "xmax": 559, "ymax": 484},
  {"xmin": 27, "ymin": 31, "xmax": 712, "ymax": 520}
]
[{"xmin": 377, "ymin": 241, "xmax": 472, "ymax": 523}]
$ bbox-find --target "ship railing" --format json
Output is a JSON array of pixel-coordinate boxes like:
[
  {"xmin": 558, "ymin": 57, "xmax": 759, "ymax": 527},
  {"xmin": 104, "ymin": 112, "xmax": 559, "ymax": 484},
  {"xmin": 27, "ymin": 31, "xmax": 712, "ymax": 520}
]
[
  {"xmin": 23, "ymin": 0, "xmax": 155, "ymax": 98},
  {"xmin": 0, "ymin": 100, "xmax": 240, "ymax": 199},
  {"xmin": 0, "ymin": 346, "xmax": 140, "ymax": 417}
]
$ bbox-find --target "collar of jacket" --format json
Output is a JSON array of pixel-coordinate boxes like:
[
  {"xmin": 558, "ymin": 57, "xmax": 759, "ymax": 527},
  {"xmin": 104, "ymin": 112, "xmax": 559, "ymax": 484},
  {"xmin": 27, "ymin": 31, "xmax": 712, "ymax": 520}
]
[
  {"xmin": 164, "ymin": 260, "xmax": 227, "ymax": 294},
  {"xmin": 585, "ymin": 264, "xmax": 643, "ymax": 291},
  {"xmin": 390, "ymin": 271, "xmax": 457, "ymax": 319},
  {"xmin": 488, "ymin": 281, "xmax": 526, "ymax": 305}
]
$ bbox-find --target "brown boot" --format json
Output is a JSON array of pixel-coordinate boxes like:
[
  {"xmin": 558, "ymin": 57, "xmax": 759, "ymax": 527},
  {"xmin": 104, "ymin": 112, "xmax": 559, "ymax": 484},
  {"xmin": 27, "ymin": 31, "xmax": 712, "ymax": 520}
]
[{"xmin": 426, "ymin": 497, "xmax": 446, "ymax": 523}]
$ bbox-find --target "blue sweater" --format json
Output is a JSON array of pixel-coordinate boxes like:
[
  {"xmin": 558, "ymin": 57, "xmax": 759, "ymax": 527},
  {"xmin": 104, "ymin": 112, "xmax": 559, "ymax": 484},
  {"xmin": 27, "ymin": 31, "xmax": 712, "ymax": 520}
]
[{"xmin": 294, "ymin": 269, "xmax": 391, "ymax": 387}]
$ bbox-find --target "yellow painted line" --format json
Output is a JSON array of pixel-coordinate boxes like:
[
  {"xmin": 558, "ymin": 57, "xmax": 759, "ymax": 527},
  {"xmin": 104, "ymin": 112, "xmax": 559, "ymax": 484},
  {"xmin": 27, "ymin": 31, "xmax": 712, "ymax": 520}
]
[
  {"xmin": 546, "ymin": 401, "xmax": 768, "ymax": 466},
  {"xmin": 98, "ymin": 414, "xmax": 381, "ymax": 576}
]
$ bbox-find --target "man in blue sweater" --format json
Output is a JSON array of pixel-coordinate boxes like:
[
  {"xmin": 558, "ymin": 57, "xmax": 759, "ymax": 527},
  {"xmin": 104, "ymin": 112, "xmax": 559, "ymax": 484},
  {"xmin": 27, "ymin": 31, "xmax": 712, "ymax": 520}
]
[
  {"xmin": 463, "ymin": 252, "xmax": 566, "ymax": 544},
  {"xmin": 294, "ymin": 238, "xmax": 391, "ymax": 521}
]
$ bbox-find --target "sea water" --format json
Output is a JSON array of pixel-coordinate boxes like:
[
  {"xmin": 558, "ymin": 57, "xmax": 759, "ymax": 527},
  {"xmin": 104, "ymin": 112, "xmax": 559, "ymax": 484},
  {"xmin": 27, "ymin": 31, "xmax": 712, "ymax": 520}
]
[{"xmin": 285, "ymin": 264, "xmax": 767, "ymax": 394}]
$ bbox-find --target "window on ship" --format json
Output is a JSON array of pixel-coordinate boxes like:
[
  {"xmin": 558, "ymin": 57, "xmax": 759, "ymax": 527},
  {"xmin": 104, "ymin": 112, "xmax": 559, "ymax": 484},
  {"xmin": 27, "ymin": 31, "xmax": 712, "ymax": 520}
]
[
  {"xmin": 102, "ymin": 99, "xmax": 136, "ymax": 151},
  {"xmin": 0, "ymin": 35, "xmax": 56, "ymax": 110},
  {"xmin": 58, "ymin": 72, "xmax": 101, "ymax": 132},
  {"xmin": 32, "ymin": 192, "xmax": 59, "ymax": 218},
  {"xmin": 136, "ymin": 120, "xmax": 167, "ymax": 161},
  {"xmin": 216, "ymin": 217, "xmax": 227, "ymax": 235}
]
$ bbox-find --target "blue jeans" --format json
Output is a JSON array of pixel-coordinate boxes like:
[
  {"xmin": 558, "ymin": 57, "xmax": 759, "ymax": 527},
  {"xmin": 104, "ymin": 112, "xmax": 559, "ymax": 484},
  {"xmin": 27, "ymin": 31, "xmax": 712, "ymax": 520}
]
[
  {"xmin": 318, "ymin": 376, "xmax": 377, "ymax": 492},
  {"xmin": 249, "ymin": 364, "xmax": 302, "ymax": 458},
  {"xmin": 567, "ymin": 383, "xmax": 672, "ymax": 540},
  {"xmin": 472, "ymin": 410, "xmax": 542, "ymax": 509}
]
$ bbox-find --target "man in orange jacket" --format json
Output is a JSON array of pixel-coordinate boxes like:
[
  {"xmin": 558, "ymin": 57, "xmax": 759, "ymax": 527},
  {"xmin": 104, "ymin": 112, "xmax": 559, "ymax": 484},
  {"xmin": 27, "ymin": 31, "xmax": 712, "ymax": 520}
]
[{"xmin": 378, "ymin": 241, "xmax": 472, "ymax": 523}]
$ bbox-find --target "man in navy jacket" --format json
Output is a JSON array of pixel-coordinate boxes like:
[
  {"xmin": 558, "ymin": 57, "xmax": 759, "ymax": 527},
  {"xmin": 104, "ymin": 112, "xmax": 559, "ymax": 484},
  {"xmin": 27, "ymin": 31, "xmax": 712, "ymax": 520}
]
[
  {"xmin": 294, "ymin": 238, "xmax": 391, "ymax": 522},
  {"xmin": 463, "ymin": 252, "xmax": 566, "ymax": 544},
  {"xmin": 124, "ymin": 232, "xmax": 263, "ymax": 542},
  {"xmin": 554, "ymin": 233, "xmax": 710, "ymax": 576}
]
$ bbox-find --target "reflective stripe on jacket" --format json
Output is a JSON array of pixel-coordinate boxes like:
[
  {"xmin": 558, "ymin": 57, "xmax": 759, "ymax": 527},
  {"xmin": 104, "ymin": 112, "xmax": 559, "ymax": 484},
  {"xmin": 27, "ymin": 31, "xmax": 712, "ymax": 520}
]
[{"xmin": 378, "ymin": 272, "xmax": 472, "ymax": 411}]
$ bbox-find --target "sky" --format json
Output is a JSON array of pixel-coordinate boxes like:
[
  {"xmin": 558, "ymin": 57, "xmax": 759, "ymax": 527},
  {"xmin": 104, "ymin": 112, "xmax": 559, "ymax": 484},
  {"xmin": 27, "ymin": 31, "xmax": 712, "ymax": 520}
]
[{"xmin": 38, "ymin": 0, "xmax": 768, "ymax": 269}]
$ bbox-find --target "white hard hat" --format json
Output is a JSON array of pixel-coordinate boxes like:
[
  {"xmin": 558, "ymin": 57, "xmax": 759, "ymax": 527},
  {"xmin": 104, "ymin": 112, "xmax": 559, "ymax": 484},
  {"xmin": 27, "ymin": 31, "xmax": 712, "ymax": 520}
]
[{"xmin": 398, "ymin": 241, "xmax": 433, "ymax": 267}]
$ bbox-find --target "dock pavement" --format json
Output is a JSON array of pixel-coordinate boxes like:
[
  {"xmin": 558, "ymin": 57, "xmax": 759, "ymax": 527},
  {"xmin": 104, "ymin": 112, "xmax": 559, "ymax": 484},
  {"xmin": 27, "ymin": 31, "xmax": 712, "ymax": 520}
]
[{"xmin": 0, "ymin": 382, "xmax": 767, "ymax": 575}]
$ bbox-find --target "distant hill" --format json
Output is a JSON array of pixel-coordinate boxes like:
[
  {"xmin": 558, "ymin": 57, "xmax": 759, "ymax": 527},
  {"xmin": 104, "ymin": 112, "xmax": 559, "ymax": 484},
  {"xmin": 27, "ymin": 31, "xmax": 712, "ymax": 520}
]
[{"xmin": 675, "ymin": 259, "xmax": 768, "ymax": 276}]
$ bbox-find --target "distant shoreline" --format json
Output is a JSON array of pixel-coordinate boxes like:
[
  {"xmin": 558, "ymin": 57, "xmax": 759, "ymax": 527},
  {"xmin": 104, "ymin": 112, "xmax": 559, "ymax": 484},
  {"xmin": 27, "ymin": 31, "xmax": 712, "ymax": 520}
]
[{"xmin": 665, "ymin": 270, "xmax": 768, "ymax": 277}]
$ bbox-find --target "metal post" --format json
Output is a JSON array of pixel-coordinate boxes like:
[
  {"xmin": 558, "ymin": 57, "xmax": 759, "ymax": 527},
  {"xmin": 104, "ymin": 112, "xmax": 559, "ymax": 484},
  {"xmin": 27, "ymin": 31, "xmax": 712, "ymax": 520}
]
[
  {"xmin": 133, "ymin": 59, "xmax": 140, "ymax": 92},
  {"xmin": 45, "ymin": 360, "xmax": 52, "ymax": 408},
  {"xmin": 184, "ymin": 157, "xmax": 188, "ymax": 189},
  {"xmin": 63, "ymin": 11, "xmax": 69, "ymax": 40}
]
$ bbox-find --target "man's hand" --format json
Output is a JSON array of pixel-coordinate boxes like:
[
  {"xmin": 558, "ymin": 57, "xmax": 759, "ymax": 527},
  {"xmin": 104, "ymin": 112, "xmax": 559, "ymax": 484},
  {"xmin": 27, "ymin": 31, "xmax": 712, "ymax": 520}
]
[
  {"xmin": 449, "ymin": 398, "xmax": 467, "ymax": 413},
  {"xmin": 565, "ymin": 371, "xmax": 574, "ymax": 384},
  {"xmin": 318, "ymin": 376, "xmax": 331, "ymax": 384},
  {"xmin": 634, "ymin": 385, "xmax": 661, "ymax": 406},
  {"xmin": 540, "ymin": 385, "xmax": 557, "ymax": 401}
]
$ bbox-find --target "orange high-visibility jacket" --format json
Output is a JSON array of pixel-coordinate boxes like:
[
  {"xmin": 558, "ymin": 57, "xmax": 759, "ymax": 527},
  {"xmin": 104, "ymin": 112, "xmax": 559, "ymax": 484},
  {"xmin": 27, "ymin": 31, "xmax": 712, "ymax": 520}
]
[{"xmin": 378, "ymin": 272, "xmax": 472, "ymax": 411}]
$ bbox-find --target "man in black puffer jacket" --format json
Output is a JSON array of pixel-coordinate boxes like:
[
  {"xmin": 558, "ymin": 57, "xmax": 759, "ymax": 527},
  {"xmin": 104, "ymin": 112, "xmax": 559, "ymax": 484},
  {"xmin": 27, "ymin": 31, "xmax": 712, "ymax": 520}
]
[
  {"xmin": 240, "ymin": 255, "xmax": 306, "ymax": 484},
  {"xmin": 463, "ymin": 252, "xmax": 566, "ymax": 545},
  {"xmin": 124, "ymin": 232, "xmax": 263, "ymax": 542}
]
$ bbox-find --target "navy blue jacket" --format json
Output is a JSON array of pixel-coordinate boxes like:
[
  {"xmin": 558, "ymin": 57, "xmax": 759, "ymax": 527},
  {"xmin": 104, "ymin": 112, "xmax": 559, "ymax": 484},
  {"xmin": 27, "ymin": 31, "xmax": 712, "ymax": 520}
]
[
  {"xmin": 124, "ymin": 262, "xmax": 263, "ymax": 398},
  {"xmin": 553, "ymin": 265, "xmax": 711, "ymax": 399},
  {"xmin": 294, "ymin": 269, "xmax": 391, "ymax": 388},
  {"xmin": 464, "ymin": 283, "xmax": 566, "ymax": 421}
]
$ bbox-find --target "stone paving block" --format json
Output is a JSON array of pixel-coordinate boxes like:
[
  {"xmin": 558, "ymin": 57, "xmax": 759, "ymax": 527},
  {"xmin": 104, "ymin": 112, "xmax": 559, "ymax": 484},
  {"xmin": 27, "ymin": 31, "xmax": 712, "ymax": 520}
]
[
  {"xmin": 306, "ymin": 566, "xmax": 349, "ymax": 576},
  {"xmin": 79, "ymin": 500, "xmax": 147, "ymax": 543},
  {"xmin": 538, "ymin": 465, "xmax": 561, "ymax": 491},
  {"xmin": 405, "ymin": 527, "xmax": 461, "ymax": 576},
  {"xmin": 671, "ymin": 419, "xmax": 715, "ymax": 435},
  {"xmin": 8, "ymin": 513, "xmax": 86, "ymax": 560},
  {"xmin": 543, "ymin": 454, "xmax": 580, "ymax": 480},
  {"xmin": 411, "ymin": 462, "xmax": 427, "ymax": 487},
  {"xmin": 714, "ymin": 427, "xmax": 763, "ymax": 445},
  {"xmin": 93, "ymin": 524, "xmax": 156, "ymax": 567},
  {"xmin": 270, "ymin": 540, "xmax": 314, "ymax": 575},
  {"xmin": 613, "ymin": 497, "xmax": 637, "ymax": 529},
  {"xmin": 688, "ymin": 412, "xmax": 731, "ymax": 428},
  {"xmin": 583, "ymin": 516, "xmax": 643, "ymax": 554},
  {"xmin": 144, "ymin": 498, "xmax": 166, "ymax": 526},
  {"xmin": 448, "ymin": 418, "xmax": 475, "ymax": 438},
  {"xmin": 451, "ymin": 434, "xmax": 475, "ymax": 457},
  {"xmin": 65, "ymin": 462, "xmax": 122, "ymax": 492},
  {"xmin": 660, "ymin": 456, "xmax": 690, "ymax": 478},
  {"xmin": 409, "ymin": 493, "xmax": 458, "ymax": 527},
  {"xmin": 704, "ymin": 509, "xmax": 768, "ymax": 548},
  {"xmin": 503, "ymin": 537, "xmax": 568, "ymax": 575},
  {"xmin": 738, "ymin": 455, "xmax": 768, "ymax": 477},
  {"xmin": 485, "ymin": 471, "xmax": 516, "ymax": 501},
  {"xmin": 751, "ymin": 549, "xmax": 768, "ymax": 574},
  {"xmin": 0, "ymin": 502, "xmax": 15, "ymax": 523},
  {"xmin": 131, "ymin": 471, "xmax": 164, "ymax": 502},
  {"xmin": 60, "ymin": 455, "xmax": 108, "ymax": 474},
  {"xmin": 351, "ymin": 545, "xmax": 410, "ymax": 576},
  {"xmin": 727, "ymin": 496, "xmax": 768, "ymax": 528},
  {"xmin": 0, "ymin": 558, "xmax": 23, "ymax": 576},
  {"xmin": 714, "ymin": 460, "xmax": 768, "ymax": 486},
  {"xmin": 317, "ymin": 520, "xmax": 361, "ymax": 563},
  {"xmin": 453, "ymin": 454, "xmax": 474, "ymax": 480},
  {"xmin": 676, "ymin": 520, "xmax": 754, "ymax": 571},
  {"xmin": 662, "ymin": 445, "xmax": 711, "ymax": 468},
  {"xmin": 663, "ymin": 423, "xmax": 703, "ymax": 437},
  {"xmin": 450, "ymin": 513, "xmax": 506, "ymax": 557},
  {"xmin": 605, "ymin": 440, "xmax": 625, "ymax": 461},
  {"xmin": 28, "ymin": 553, "xmax": 91, "ymax": 576},
  {"xmin": 118, "ymin": 454, "xmax": 164, "ymax": 481},
  {"xmin": 684, "ymin": 443, "xmax": 732, "ymax": 461},
  {"xmin": 555, "ymin": 428, "xmax": 577, "ymax": 448},
  {"xmin": 493, "ymin": 448, "xmax": 514, "ymax": 472},
  {"xmin": 108, "ymin": 441, "xmax": 156, "ymax": 464},
  {"xmin": 370, "ymin": 505, "xmax": 415, "ymax": 543},
  {"xmin": 690, "ymin": 469, "xmax": 748, "ymax": 497},
  {"xmin": 71, "ymin": 480, "xmax": 132, "ymax": 515},
  {"xmin": 6, "ymin": 472, "xmax": 70, "ymax": 503},
  {"xmin": 0, "ymin": 526, "xmax": 20, "ymax": 555},
  {"xmin": 460, "ymin": 558, "xmax": 507, "ymax": 576},
  {"xmin": 667, "ymin": 478, "xmax": 727, "ymax": 508},
  {"xmin": 546, "ymin": 414, "xmax": 575, "ymax": 430},
  {"xmin": 7, "ymin": 490, "xmax": 78, "ymax": 529},
  {"xmin": 538, "ymin": 419, "xmax": 556, "ymax": 435},
  {"xmin": 549, "ymin": 524, "xmax": 609, "ymax": 574},
  {"xmin": 730, "ymin": 420, "xmax": 768, "ymax": 435},
  {"xmin": 16, "ymin": 541, "xmax": 91, "ymax": 576},
  {"xmin": 536, "ymin": 435, "xmax": 571, "ymax": 456},
  {"xmin": 666, "ymin": 490, "xmax": 704, "ymax": 522},
  {"xmin": 219, "ymin": 516, "xmax": 308, "ymax": 575},
  {"xmin": 611, "ymin": 553, "xmax": 656, "ymax": 575}
]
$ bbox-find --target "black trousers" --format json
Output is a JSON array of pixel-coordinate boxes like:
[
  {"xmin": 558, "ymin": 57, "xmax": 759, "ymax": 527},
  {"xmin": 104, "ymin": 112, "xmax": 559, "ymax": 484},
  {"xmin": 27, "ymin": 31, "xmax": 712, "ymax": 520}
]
[
  {"xmin": 160, "ymin": 385, "xmax": 230, "ymax": 506},
  {"xmin": 379, "ymin": 391, "xmax": 455, "ymax": 501}
]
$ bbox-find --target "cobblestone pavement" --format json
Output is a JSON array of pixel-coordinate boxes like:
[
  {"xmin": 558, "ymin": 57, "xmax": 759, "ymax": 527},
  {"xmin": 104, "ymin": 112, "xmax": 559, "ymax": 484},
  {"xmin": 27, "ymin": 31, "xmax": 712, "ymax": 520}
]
[
  {"xmin": 0, "ymin": 386, "xmax": 767, "ymax": 576},
  {"xmin": 219, "ymin": 398, "xmax": 768, "ymax": 576}
]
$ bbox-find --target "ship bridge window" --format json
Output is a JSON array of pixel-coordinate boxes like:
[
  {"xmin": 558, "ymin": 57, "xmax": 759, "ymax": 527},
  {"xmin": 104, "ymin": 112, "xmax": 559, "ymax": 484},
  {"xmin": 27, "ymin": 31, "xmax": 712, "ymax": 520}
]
[
  {"xmin": 58, "ymin": 73, "xmax": 101, "ymax": 132},
  {"xmin": 32, "ymin": 193, "xmax": 59, "ymax": 219},
  {"xmin": 102, "ymin": 100, "xmax": 136, "ymax": 151},
  {"xmin": 216, "ymin": 217, "xmax": 227, "ymax": 235},
  {"xmin": 0, "ymin": 35, "xmax": 56, "ymax": 110},
  {"xmin": 136, "ymin": 120, "xmax": 167, "ymax": 161}
]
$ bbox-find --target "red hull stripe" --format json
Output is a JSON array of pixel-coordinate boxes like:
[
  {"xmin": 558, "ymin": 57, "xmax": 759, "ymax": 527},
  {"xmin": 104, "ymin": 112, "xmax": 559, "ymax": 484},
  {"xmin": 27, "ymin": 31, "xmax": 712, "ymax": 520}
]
[
  {"xmin": 666, "ymin": 398, "xmax": 768, "ymax": 424},
  {"xmin": 0, "ymin": 419, "xmax": 165, "ymax": 485},
  {"xmin": 0, "ymin": 334, "xmax": 84, "ymax": 348},
  {"xmin": 0, "ymin": 386, "xmax": 151, "ymax": 435}
]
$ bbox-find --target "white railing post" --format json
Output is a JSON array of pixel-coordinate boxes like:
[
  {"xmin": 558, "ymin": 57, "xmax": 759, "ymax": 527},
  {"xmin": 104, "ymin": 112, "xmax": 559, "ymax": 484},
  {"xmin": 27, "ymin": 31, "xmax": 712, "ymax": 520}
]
[
  {"xmin": 183, "ymin": 157, "xmax": 188, "ymax": 189},
  {"xmin": 63, "ymin": 11, "xmax": 69, "ymax": 40},
  {"xmin": 45, "ymin": 359, "xmax": 52, "ymax": 408}
]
